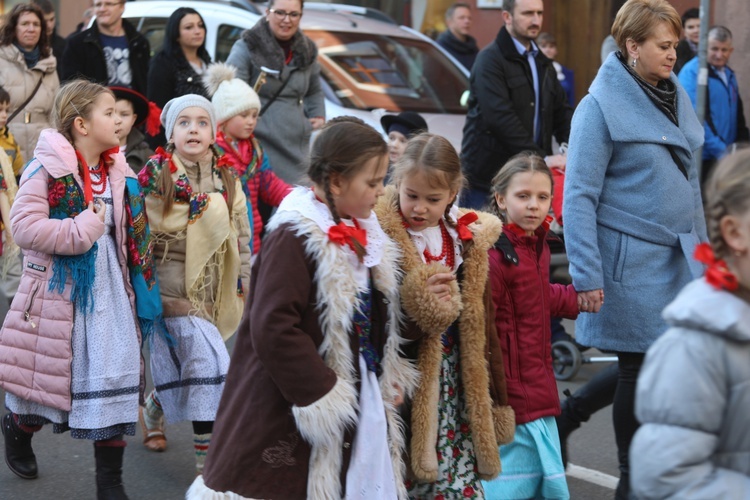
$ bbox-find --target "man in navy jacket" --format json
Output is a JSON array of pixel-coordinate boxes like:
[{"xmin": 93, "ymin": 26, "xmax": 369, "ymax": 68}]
[{"xmin": 460, "ymin": 0, "xmax": 572, "ymax": 208}]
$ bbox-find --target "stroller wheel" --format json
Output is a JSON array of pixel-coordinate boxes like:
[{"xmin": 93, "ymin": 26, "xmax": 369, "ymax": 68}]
[{"xmin": 552, "ymin": 340, "xmax": 582, "ymax": 381}]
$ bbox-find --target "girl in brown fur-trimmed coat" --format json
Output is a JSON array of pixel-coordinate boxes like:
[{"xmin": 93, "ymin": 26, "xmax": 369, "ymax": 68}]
[{"xmin": 374, "ymin": 133, "xmax": 515, "ymax": 499}]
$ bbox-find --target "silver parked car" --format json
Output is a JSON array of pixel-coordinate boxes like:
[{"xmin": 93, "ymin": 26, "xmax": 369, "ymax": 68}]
[{"xmin": 122, "ymin": 0, "xmax": 470, "ymax": 151}]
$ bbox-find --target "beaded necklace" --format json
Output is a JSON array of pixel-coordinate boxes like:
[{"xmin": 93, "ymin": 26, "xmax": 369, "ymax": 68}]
[{"xmin": 422, "ymin": 219, "xmax": 455, "ymax": 270}]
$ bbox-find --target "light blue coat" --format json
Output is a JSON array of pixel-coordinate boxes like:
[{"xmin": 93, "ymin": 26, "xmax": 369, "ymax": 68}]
[{"xmin": 562, "ymin": 53, "xmax": 706, "ymax": 352}]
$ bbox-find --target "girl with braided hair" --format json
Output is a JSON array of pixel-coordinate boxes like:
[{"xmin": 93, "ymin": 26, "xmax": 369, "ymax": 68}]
[
  {"xmin": 138, "ymin": 94, "xmax": 251, "ymax": 474},
  {"xmin": 190, "ymin": 118, "xmax": 418, "ymax": 499},
  {"xmin": 374, "ymin": 132, "xmax": 514, "ymax": 499},
  {"xmin": 0, "ymin": 79, "xmax": 159, "ymax": 498},
  {"xmin": 630, "ymin": 148, "xmax": 750, "ymax": 498}
]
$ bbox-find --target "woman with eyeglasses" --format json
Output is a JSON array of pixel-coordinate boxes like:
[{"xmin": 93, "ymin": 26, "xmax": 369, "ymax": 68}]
[
  {"xmin": 0, "ymin": 3, "xmax": 59, "ymax": 174},
  {"xmin": 225, "ymin": 0, "xmax": 325, "ymax": 185},
  {"xmin": 146, "ymin": 7, "xmax": 212, "ymax": 147}
]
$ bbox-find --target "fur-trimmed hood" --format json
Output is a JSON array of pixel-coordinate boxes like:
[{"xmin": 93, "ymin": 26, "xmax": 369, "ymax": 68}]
[
  {"xmin": 374, "ymin": 187, "xmax": 514, "ymax": 483},
  {"xmin": 241, "ymin": 18, "xmax": 318, "ymax": 71}
]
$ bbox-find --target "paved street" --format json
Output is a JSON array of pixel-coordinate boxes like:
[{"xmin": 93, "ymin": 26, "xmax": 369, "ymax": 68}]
[{"xmin": 0, "ymin": 330, "xmax": 621, "ymax": 499}]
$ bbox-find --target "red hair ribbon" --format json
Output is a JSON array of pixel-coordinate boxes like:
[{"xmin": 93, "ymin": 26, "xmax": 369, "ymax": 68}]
[
  {"xmin": 328, "ymin": 221, "xmax": 367, "ymax": 254},
  {"xmin": 154, "ymin": 146, "xmax": 177, "ymax": 173},
  {"xmin": 542, "ymin": 214, "xmax": 554, "ymax": 231},
  {"xmin": 694, "ymin": 242, "xmax": 739, "ymax": 291},
  {"xmin": 145, "ymin": 101, "xmax": 162, "ymax": 137},
  {"xmin": 217, "ymin": 155, "xmax": 234, "ymax": 169},
  {"xmin": 456, "ymin": 212, "xmax": 478, "ymax": 241}
]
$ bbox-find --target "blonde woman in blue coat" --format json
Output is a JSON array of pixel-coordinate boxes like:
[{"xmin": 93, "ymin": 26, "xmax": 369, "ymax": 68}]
[{"xmin": 562, "ymin": 1, "xmax": 706, "ymax": 498}]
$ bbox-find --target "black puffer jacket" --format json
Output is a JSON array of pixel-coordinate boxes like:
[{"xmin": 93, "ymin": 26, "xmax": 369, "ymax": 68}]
[
  {"xmin": 461, "ymin": 26, "xmax": 572, "ymax": 190},
  {"xmin": 62, "ymin": 19, "xmax": 150, "ymax": 95}
]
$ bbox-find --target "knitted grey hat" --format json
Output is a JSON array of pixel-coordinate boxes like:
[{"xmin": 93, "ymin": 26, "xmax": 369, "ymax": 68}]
[{"xmin": 160, "ymin": 94, "xmax": 217, "ymax": 141}]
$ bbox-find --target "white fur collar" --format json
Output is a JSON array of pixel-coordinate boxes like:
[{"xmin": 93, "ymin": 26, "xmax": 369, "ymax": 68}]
[{"xmin": 277, "ymin": 186, "xmax": 387, "ymax": 269}]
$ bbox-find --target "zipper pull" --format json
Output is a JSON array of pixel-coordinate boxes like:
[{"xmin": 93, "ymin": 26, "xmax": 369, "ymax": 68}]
[{"xmin": 24, "ymin": 312, "xmax": 37, "ymax": 328}]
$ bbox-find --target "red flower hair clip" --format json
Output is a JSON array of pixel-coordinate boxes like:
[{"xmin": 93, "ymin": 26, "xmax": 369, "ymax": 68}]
[
  {"xmin": 694, "ymin": 242, "xmax": 739, "ymax": 291},
  {"xmin": 153, "ymin": 146, "xmax": 177, "ymax": 173}
]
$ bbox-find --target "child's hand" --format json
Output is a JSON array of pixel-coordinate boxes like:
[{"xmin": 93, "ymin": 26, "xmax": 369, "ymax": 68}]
[
  {"xmin": 578, "ymin": 289, "xmax": 604, "ymax": 313},
  {"xmin": 89, "ymin": 200, "xmax": 106, "ymax": 223},
  {"xmin": 426, "ymin": 272, "xmax": 456, "ymax": 302}
]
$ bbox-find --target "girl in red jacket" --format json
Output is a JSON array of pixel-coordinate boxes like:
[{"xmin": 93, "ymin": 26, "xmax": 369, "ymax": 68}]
[
  {"xmin": 203, "ymin": 63, "xmax": 291, "ymax": 258},
  {"xmin": 483, "ymin": 152, "xmax": 587, "ymax": 499}
]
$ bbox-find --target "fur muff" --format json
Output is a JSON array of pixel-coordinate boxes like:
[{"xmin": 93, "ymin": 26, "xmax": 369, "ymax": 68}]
[
  {"xmin": 374, "ymin": 188, "xmax": 506, "ymax": 482},
  {"xmin": 262, "ymin": 203, "xmax": 418, "ymax": 500}
]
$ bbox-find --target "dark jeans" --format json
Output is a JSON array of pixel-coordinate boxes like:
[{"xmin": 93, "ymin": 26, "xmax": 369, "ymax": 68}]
[
  {"xmin": 565, "ymin": 361, "xmax": 618, "ymax": 423},
  {"xmin": 613, "ymin": 351, "xmax": 645, "ymax": 500}
]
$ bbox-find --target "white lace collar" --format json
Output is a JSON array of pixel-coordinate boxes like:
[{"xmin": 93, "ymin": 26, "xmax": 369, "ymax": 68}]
[{"xmin": 277, "ymin": 187, "xmax": 386, "ymax": 268}]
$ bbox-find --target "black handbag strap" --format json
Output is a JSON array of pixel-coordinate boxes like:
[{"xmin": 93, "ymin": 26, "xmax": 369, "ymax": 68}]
[
  {"xmin": 666, "ymin": 144, "xmax": 688, "ymax": 180},
  {"xmin": 7, "ymin": 75, "xmax": 44, "ymax": 124},
  {"xmin": 259, "ymin": 68, "xmax": 297, "ymax": 117}
]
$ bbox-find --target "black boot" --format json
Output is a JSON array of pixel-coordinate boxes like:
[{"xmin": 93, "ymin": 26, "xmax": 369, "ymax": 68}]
[
  {"xmin": 94, "ymin": 444, "xmax": 129, "ymax": 500},
  {"xmin": 1, "ymin": 413, "xmax": 38, "ymax": 479},
  {"xmin": 556, "ymin": 390, "xmax": 580, "ymax": 468}
]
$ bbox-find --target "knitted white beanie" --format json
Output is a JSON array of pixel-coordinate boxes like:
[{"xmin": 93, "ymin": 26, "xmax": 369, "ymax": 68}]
[
  {"xmin": 203, "ymin": 62, "xmax": 261, "ymax": 124},
  {"xmin": 160, "ymin": 94, "xmax": 217, "ymax": 141}
]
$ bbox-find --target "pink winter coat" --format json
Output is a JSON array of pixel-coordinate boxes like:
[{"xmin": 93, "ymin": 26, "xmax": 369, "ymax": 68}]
[{"xmin": 0, "ymin": 129, "xmax": 140, "ymax": 412}]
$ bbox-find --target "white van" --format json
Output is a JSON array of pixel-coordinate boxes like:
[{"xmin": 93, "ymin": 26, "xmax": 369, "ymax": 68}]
[{"xmin": 122, "ymin": 0, "xmax": 470, "ymax": 150}]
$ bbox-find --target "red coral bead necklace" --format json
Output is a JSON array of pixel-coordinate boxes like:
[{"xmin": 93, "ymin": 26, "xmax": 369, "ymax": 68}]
[{"xmin": 423, "ymin": 219, "xmax": 455, "ymax": 270}]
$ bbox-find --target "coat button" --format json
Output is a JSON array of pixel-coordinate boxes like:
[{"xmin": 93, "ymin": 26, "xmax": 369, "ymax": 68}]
[
  {"xmin": 187, "ymin": 76, "xmax": 193, "ymax": 83},
  {"xmin": 662, "ymin": 136, "xmax": 667, "ymax": 140},
  {"xmin": 343, "ymin": 442, "xmax": 350, "ymax": 449}
]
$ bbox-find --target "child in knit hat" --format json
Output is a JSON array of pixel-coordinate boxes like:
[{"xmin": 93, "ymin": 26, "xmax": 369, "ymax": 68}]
[
  {"xmin": 136, "ymin": 94, "xmax": 252, "ymax": 475},
  {"xmin": 204, "ymin": 62, "xmax": 291, "ymax": 257}
]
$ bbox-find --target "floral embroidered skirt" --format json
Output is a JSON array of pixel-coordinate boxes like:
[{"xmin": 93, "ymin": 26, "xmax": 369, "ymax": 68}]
[
  {"xmin": 149, "ymin": 315, "xmax": 229, "ymax": 424},
  {"xmin": 407, "ymin": 325, "xmax": 484, "ymax": 500},
  {"xmin": 482, "ymin": 417, "xmax": 570, "ymax": 499}
]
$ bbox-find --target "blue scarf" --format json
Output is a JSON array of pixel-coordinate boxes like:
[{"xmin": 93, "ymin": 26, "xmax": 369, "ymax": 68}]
[{"xmin": 47, "ymin": 172, "xmax": 168, "ymax": 342}]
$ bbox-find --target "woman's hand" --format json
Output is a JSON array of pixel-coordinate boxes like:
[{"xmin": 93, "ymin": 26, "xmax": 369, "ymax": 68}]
[
  {"xmin": 89, "ymin": 199, "xmax": 106, "ymax": 223},
  {"xmin": 578, "ymin": 289, "xmax": 604, "ymax": 313},
  {"xmin": 309, "ymin": 117, "xmax": 325, "ymax": 130},
  {"xmin": 426, "ymin": 272, "xmax": 456, "ymax": 302}
]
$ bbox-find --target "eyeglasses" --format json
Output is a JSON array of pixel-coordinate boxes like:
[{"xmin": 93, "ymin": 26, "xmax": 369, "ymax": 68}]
[
  {"xmin": 268, "ymin": 9, "xmax": 302, "ymax": 21},
  {"xmin": 93, "ymin": 1, "xmax": 123, "ymax": 9}
]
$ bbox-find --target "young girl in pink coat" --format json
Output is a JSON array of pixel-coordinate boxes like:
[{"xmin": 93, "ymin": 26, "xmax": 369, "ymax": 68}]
[{"xmin": 0, "ymin": 80, "xmax": 158, "ymax": 499}]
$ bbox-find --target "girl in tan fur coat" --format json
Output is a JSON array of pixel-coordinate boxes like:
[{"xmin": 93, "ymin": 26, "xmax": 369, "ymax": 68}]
[{"xmin": 375, "ymin": 133, "xmax": 515, "ymax": 499}]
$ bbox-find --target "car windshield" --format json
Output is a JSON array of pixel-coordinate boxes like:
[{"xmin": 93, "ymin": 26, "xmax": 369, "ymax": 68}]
[{"xmin": 308, "ymin": 30, "xmax": 469, "ymax": 114}]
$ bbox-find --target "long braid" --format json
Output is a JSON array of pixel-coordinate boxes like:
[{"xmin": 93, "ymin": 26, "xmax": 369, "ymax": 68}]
[{"xmin": 323, "ymin": 174, "xmax": 340, "ymax": 225}]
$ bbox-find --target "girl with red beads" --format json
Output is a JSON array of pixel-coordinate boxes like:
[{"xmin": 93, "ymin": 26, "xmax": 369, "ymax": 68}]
[
  {"xmin": 374, "ymin": 133, "xmax": 515, "ymax": 499},
  {"xmin": 0, "ymin": 80, "xmax": 161, "ymax": 498}
]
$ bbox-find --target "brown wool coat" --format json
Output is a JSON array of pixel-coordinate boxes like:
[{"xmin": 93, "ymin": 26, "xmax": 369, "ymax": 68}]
[
  {"xmin": 375, "ymin": 188, "xmax": 515, "ymax": 483},
  {"xmin": 201, "ymin": 200, "xmax": 417, "ymax": 499}
]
